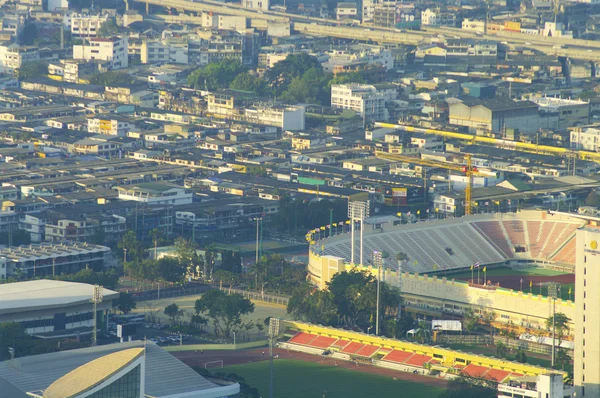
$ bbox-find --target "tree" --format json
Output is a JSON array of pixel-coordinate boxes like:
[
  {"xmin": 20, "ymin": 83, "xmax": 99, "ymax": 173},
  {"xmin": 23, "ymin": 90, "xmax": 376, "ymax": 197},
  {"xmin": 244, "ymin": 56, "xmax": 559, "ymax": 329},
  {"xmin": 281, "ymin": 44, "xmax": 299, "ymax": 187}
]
[
  {"xmin": 545, "ymin": 312, "xmax": 570, "ymax": 346},
  {"xmin": 555, "ymin": 348, "xmax": 571, "ymax": 370},
  {"xmin": 164, "ymin": 303, "xmax": 184, "ymax": 325},
  {"xmin": 89, "ymin": 71, "xmax": 135, "ymax": 86},
  {"xmin": 230, "ymin": 72, "xmax": 268, "ymax": 95},
  {"xmin": 194, "ymin": 290, "xmax": 255, "ymax": 338},
  {"xmin": 97, "ymin": 17, "xmax": 120, "ymax": 38},
  {"xmin": 585, "ymin": 190, "xmax": 600, "ymax": 207},
  {"xmin": 265, "ymin": 53, "xmax": 322, "ymax": 94},
  {"xmin": 495, "ymin": 341, "xmax": 507, "ymax": 358},
  {"xmin": 280, "ymin": 67, "xmax": 331, "ymax": 105},
  {"xmin": 115, "ymin": 292, "xmax": 137, "ymax": 314},
  {"xmin": 118, "ymin": 231, "xmax": 144, "ymax": 264},
  {"xmin": 90, "ymin": 227, "xmax": 106, "ymax": 245},
  {"xmin": 187, "ymin": 59, "xmax": 246, "ymax": 90},
  {"xmin": 415, "ymin": 320, "xmax": 429, "ymax": 343},
  {"xmin": 396, "ymin": 252, "xmax": 408, "ymax": 262},
  {"xmin": 438, "ymin": 375, "xmax": 497, "ymax": 398},
  {"xmin": 156, "ymin": 257, "xmax": 186, "ymax": 283},
  {"xmin": 328, "ymin": 71, "xmax": 366, "ymax": 86},
  {"xmin": 20, "ymin": 23, "xmax": 37, "ymax": 46},
  {"xmin": 0, "ymin": 322, "xmax": 27, "ymax": 360},
  {"xmin": 17, "ymin": 61, "xmax": 48, "ymax": 80},
  {"xmin": 514, "ymin": 349, "xmax": 527, "ymax": 363},
  {"xmin": 143, "ymin": 302, "xmax": 161, "ymax": 323},
  {"xmin": 463, "ymin": 309, "xmax": 478, "ymax": 333}
]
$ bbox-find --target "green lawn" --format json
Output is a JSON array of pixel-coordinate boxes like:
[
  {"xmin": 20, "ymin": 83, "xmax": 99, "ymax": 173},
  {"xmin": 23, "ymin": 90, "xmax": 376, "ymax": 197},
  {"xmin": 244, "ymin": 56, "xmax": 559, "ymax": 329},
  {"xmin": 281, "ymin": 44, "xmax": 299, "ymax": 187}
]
[
  {"xmin": 218, "ymin": 359, "xmax": 445, "ymax": 398},
  {"xmin": 446, "ymin": 266, "xmax": 567, "ymax": 279}
]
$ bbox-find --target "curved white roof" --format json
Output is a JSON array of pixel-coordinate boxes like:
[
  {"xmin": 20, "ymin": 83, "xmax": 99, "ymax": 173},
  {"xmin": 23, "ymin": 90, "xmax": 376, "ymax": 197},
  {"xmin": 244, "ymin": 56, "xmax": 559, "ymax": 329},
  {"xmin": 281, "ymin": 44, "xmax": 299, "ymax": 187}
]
[{"xmin": 0, "ymin": 280, "xmax": 118, "ymax": 316}]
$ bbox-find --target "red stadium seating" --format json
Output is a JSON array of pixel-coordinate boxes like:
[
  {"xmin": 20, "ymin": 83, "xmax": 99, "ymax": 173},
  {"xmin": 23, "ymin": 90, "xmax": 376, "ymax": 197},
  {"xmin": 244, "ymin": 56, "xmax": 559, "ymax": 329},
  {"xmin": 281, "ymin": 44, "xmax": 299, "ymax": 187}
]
[
  {"xmin": 472, "ymin": 222, "xmax": 514, "ymax": 258},
  {"xmin": 552, "ymin": 238, "xmax": 576, "ymax": 265},
  {"xmin": 289, "ymin": 332, "xmax": 318, "ymax": 346},
  {"xmin": 485, "ymin": 369, "xmax": 511, "ymax": 382},
  {"xmin": 355, "ymin": 345, "xmax": 379, "ymax": 357},
  {"xmin": 382, "ymin": 350, "xmax": 414, "ymax": 364},
  {"xmin": 462, "ymin": 364, "xmax": 490, "ymax": 378},
  {"xmin": 503, "ymin": 220, "xmax": 525, "ymax": 246},
  {"xmin": 331, "ymin": 339, "xmax": 350, "ymax": 349},
  {"xmin": 341, "ymin": 342, "xmax": 364, "ymax": 354},
  {"xmin": 310, "ymin": 336, "xmax": 337, "ymax": 349},
  {"xmin": 404, "ymin": 354, "xmax": 432, "ymax": 367}
]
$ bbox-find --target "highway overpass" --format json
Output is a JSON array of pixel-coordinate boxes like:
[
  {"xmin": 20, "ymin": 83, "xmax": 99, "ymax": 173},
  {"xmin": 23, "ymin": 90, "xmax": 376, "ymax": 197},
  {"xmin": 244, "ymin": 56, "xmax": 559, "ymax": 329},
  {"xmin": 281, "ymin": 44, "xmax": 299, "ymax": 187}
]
[{"xmin": 133, "ymin": 0, "xmax": 600, "ymax": 60}]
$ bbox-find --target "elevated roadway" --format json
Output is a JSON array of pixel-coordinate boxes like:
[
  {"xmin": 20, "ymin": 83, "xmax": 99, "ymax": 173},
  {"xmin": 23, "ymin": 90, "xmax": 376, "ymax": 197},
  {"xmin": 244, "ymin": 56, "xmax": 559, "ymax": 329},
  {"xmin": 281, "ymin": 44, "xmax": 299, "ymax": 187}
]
[{"xmin": 134, "ymin": 0, "xmax": 600, "ymax": 59}]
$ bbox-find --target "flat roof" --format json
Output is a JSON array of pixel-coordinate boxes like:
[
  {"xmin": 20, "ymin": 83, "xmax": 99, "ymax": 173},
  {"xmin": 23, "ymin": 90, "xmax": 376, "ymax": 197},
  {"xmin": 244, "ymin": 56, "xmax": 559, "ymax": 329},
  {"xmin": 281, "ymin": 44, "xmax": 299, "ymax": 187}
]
[
  {"xmin": 0, "ymin": 341, "xmax": 229, "ymax": 398},
  {"xmin": 0, "ymin": 280, "xmax": 119, "ymax": 316}
]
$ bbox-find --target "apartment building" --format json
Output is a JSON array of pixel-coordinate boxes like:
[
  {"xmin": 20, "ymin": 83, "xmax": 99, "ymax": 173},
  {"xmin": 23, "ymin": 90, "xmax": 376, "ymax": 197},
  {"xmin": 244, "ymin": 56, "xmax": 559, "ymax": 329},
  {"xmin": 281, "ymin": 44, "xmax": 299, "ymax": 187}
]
[
  {"xmin": 68, "ymin": 14, "xmax": 109, "ymax": 37},
  {"xmin": 73, "ymin": 36, "xmax": 128, "ymax": 70},
  {"xmin": 0, "ymin": 44, "xmax": 39, "ymax": 74},
  {"xmin": 87, "ymin": 116, "xmax": 133, "ymax": 136},
  {"xmin": 140, "ymin": 39, "xmax": 189, "ymax": 64},
  {"xmin": 331, "ymin": 84, "xmax": 387, "ymax": 125}
]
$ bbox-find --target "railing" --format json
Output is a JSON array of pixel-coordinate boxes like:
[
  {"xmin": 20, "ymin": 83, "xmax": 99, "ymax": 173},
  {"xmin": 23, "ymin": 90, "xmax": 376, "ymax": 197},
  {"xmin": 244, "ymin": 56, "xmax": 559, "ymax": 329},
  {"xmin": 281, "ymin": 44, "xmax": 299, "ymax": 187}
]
[{"xmin": 219, "ymin": 286, "xmax": 290, "ymax": 306}]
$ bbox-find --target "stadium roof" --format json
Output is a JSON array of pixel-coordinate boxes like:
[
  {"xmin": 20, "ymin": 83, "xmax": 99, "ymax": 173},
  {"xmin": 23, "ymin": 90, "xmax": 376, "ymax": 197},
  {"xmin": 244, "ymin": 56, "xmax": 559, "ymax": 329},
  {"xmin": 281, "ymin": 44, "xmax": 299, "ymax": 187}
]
[
  {"xmin": 0, "ymin": 280, "xmax": 119, "ymax": 316},
  {"xmin": 44, "ymin": 348, "xmax": 145, "ymax": 398},
  {"xmin": 0, "ymin": 341, "xmax": 231, "ymax": 398}
]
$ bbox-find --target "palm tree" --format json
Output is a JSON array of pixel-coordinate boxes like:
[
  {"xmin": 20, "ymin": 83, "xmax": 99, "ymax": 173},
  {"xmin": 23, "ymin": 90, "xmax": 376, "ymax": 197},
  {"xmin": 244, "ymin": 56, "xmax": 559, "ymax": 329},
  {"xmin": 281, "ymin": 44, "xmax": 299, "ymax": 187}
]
[
  {"xmin": 415, "ymin": 320, "xmax": 429, "ymax": 343},
  {"xmin": 495, "ymin": 341, "xmax": 507, "ymax": 358}
]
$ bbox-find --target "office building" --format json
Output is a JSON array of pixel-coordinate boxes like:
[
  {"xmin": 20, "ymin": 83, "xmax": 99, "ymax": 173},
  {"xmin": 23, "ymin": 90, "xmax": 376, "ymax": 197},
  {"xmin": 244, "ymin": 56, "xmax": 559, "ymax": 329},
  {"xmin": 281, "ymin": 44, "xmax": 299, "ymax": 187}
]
[{"xmin": 73, "ymin": 36, "xmax": 128, "ymax": 70}]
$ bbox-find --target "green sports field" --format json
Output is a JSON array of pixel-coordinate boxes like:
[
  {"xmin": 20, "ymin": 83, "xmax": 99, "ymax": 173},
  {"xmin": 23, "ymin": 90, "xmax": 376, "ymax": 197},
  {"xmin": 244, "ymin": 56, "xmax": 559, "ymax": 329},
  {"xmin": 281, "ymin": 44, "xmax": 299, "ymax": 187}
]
[
  {"xmin": 445, "ymin": 266, "xmax": 566, "ymax": 279},
  {"xmin": 218, "ymin": 359, "xmax": 445, "ymax": 398}
]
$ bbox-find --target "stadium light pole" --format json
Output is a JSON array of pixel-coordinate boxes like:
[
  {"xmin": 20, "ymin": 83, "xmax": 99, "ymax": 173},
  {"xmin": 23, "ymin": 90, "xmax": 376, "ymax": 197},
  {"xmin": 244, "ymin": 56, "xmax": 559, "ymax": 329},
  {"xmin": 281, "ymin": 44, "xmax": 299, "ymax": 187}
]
[
  {"xmin": 348, "ymin": 201, "xmax": 369, "ymax": 266},
  {"xmin": 91, "ymin": 285, "xmax": 103, "ymax": 347},
  {"xmin": 548, "ymin": 282, "xmax": 558, "ymax": 368},
  {"xmin": 373, "ymin": 251, "xmax": 383, "ymax": 336},
  {"xmin": 268, "ymin": 317, "xmax": 280, "ymax": 398}
]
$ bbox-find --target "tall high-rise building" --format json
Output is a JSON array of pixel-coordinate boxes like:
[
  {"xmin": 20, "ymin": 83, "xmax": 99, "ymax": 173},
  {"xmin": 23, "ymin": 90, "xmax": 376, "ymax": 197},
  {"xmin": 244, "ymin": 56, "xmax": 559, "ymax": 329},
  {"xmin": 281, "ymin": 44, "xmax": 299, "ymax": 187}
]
[{"xmin": 575, "ymin": 227, "xmax": 600, "ymax": 396}]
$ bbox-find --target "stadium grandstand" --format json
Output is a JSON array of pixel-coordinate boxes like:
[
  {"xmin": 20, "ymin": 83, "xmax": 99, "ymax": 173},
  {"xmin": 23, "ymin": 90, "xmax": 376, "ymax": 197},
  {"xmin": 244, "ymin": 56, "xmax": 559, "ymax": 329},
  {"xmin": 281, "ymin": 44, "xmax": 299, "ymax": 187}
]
[
  {"xmin": 277, "ymin": 320, "xmax": 568, "ymax": 389},
  {"xmin": 312, "ymin": 210, "xmax": 584, "ymax": 273}
]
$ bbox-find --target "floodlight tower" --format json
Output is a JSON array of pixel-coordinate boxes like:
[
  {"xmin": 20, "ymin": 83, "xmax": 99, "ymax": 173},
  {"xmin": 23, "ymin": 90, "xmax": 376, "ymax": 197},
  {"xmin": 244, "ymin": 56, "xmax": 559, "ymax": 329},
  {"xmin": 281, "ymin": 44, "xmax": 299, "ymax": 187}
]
[
  {"xmin": 373, "ymin": 251, "xmax": 383, "ymax": 336},
  {"xmin": 348, "ymin": 201, "xmax": 370, "ymax": 266},
  {"xmin": 91, "ymin": 285, "xmax": 103, "ymax": 346},
  {"xmin": 268, "ymin": 317, "xmax": 280, "ymax": 398},
  {"xmin": 548, "ymin": 282, "xmax": 559, "ymax": 367}
]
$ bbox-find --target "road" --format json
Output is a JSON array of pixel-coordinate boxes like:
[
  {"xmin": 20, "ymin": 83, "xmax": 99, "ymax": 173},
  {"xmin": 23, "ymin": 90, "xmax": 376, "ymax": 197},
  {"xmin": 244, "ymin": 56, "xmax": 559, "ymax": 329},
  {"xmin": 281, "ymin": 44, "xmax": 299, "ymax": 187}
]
[{"xmin": 134, "ymin": 0, "xmax": 600, "ymax": 60}]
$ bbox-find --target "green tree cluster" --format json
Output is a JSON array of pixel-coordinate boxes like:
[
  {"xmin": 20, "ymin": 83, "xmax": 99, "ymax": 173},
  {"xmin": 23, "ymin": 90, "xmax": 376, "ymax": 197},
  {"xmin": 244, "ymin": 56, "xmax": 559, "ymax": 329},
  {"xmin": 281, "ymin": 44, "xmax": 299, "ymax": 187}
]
[
  {"xmin": 438, "ymin": 375, "xmax": 497, "ymax": 398},
  {"xmin": 97, "ymin": 17, "xmax": 120, "ymax": 38},
  {"xmin": 115, "ymin": 292, "xmax": 137, "ymax": 314},
  {"xmin": 54, "ymin": 268, "xmax": 119, "ymax": 289},
  {"xmin": 230, "ymin": 72, "xmax": 268, "ymax": 95},
  {"xmin": 17, "ymin": 61, "xmax": 48, "ymax": 80},
  {"xmin": 164, "ymin": 303, "xmax": 184, "ymax": 324},
  {"xmin": 187, "ymin": 59, "xmax": 246, "ymax": 90},
  {"xmin": 288, "ymin": 269, "xmax": 402, "ymax": 336},
  {"xmin": 194, "ymin": 290, "xmax": 255, "ymax": 338},
  {"xmin": 89, "ymin": 71, "xmax": 136, "ymax": 86}
]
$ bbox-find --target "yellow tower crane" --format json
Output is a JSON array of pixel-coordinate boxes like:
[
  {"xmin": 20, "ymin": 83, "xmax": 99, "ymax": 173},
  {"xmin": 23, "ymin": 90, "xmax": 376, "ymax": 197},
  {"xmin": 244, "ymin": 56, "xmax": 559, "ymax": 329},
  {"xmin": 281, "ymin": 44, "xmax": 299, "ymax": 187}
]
[{"xmin": 375, "ymin": 151, "xmax": 485, "ymax": 216}]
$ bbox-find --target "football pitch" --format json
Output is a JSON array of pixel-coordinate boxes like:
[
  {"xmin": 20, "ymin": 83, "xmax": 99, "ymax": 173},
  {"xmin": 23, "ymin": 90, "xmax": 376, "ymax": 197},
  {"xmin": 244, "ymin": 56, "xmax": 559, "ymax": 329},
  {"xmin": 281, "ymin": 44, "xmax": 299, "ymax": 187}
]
[
  {"xmin": 446, "ymin": 266, "xmax": 565, "ymax": 279},
  {"xmin": 219, "ymin": 359, "xmax": 445, "ymax": 398}
]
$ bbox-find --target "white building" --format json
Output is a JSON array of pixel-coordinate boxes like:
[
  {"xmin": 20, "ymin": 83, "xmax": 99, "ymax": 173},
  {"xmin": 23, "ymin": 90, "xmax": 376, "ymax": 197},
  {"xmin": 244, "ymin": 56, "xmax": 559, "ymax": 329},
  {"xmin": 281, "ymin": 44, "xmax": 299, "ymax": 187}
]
[
  {"xmin": 244, "ymin": 104, "xmax": 305, "ymax": 131},
  {"xmin": 241, "ymin": 0, "xmax": 269, "ymax": 11},
  {"xmin": 116, "ymin": 183, "xmax": 194, "ymax": 206},
  {"xmin": 48, "ymin": 0, "xmax": 69, "ymax": 11},
  {"xmin": 68, "ymin": 14, "xmax": 109, "ymax": 38},
  {"xmin": 323, "ymin": 46, "xmax": 394, "ymax": 71},
  {"xmin": 575, "ymin": 227, "xmax": 600, "ymax": 397},
  {"xmin": 336, "ymin": 2, "xmax": 358, "ymax": 20},
  {"xmin": 362, "ymin": 0, "xmax": 375, "ymax": 22},
  {"xmin": 331, "ymin": 84, "xmax": 387, "ymax": 125},
  {"xmin": 88, "ymin": 116, "xmax": 132, "ymax": 136},
  {"xmin": 541, "ymin": 22, "xmax": 573, "ymax": 38},
  {"xmin": 0, "ymin": 280, "xmax": 117, "ymax": 334},
  {"xmin": 498, "ymin": 374, "xmax": 573, "ymax": 398},
  {"xmin": 73, "ymin": 36, "xmax": 128, "ymax": 70},
  {"xmin": 140, "ymin": 40, "xmax": 189, "ymax": 65},
  {"xmin": 570, "ymin": 125, "xmax": 600, "ymax": 151},
  {"xmin": 421, "ymin": 8, "xmax": 438, "ymax": 26},
  {"xmin": 0, "ymin": 44, "xmax": 39, "ymax": 74},
  {"xmin": 531, "ymin": 97, "xmax": 590, "ymax": 129},
  {"xmin": 462, "ymin": 18, "xmax": 486, "ymax": 33}
]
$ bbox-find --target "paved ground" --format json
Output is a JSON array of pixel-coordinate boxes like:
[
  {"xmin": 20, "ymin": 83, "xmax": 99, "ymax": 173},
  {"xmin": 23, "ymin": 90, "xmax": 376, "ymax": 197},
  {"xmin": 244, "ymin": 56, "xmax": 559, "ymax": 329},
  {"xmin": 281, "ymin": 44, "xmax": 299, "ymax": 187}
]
[{"xmin": 174, "ymin": 348, "xmax": 449, "ymax": 388}]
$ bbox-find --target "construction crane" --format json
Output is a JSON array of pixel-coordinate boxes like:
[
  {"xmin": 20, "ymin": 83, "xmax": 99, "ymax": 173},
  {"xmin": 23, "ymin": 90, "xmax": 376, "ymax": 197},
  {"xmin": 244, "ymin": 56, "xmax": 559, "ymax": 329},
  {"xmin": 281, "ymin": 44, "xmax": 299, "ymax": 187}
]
[{"xmin": 375, "ymin": 151, "xmax": 486, "ymax": 216}]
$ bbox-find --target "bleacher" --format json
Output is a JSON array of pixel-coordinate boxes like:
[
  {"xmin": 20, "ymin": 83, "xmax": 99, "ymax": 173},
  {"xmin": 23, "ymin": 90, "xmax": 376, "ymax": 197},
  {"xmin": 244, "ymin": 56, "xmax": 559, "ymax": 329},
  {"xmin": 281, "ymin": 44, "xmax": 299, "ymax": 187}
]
[
  {"xmin": 320, "ymin": 214, "xmax": 585, "ymax": 273},
  {"xmin": 341, "ymin": 342, "xmax": 365, "ymax": 354},
  {"xmin": 382, "ymin": 350, "xmax": 414, "ymax": 364},
  {"xmin": 404, "ymin": 354, "xmax": 433, "ymax": 367},
  {"xmin": 311, "ymin": 336, "xmax": 338, "ymax": 349},
  {"xmin": 462, "ymin": 364, "xmax": 490, "ymax": 378},
  {"xmin": 331, "ymin": 339, "xmax": 350, "ymax": 349},
  {"xmin": 355, "ymin": 344, "xmax": 379, "ymax": 357},
  {"xmin": 552, "ymin": 238, "xmax": 576, "ymax": 265},
  {"xmin": 289, "ymin": 332, "xmax": 318, "ymax": 346},
  {"xmin": 485, "ymin": 368, "xmax": 511, "ymax": 382}
]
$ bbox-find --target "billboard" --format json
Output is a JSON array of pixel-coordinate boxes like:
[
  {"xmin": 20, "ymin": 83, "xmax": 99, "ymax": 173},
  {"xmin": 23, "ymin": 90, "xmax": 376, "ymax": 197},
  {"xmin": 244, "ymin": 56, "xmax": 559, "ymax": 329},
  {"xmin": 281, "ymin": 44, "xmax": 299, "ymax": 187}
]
[
  {"xmin": 432, "ymin": 320, "xmax": 462, "ymax": 332},
  {"xmin": 117, "ymin": 323, "xmax": 137, "ymax": 338},
  {"xmin": 384, "ymin": 186, "xmax": 424, "ymax": 205}
]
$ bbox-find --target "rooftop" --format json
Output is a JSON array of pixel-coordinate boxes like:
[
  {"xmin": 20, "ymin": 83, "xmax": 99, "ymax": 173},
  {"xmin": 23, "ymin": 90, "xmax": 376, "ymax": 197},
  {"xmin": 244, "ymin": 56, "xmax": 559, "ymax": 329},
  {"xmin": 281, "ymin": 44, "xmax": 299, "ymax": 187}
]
[{"xmin": 0, "ymin": 279, "xmax": 118, "ymax": 316}]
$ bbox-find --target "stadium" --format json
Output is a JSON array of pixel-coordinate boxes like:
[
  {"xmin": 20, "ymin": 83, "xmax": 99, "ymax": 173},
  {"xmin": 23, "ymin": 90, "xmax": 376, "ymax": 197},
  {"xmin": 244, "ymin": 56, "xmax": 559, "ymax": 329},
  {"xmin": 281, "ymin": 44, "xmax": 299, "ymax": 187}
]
[{"xmin": 307, "ymin": 210, "xmax": 585, "ymax": 337}]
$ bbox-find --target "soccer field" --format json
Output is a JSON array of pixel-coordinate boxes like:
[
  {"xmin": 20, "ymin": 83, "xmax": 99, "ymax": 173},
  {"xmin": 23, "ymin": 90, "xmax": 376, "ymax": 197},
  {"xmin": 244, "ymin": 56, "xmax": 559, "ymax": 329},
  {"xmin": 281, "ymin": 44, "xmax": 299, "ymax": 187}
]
[
  {"xmin": 219, "ymin": 359, "xmax": 445, "ymax": 398},
  {"xmin": 446, "ymin": 266, "xmax": 566, "ymax": 279}
]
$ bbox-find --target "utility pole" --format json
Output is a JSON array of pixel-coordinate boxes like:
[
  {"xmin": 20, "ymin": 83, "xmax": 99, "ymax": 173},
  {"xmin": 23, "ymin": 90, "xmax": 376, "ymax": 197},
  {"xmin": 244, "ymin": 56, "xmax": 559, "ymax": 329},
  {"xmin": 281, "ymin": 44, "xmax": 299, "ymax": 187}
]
[
  {"xmin": 52, "ymin": 258, "xmax": 56, "ymax": 277},
  {"xmin": 91, "ymin": 285, "xmax": 103, "ymax": 346},
  {"xmin": 268, "ymin": 318, "xmax": 280, "ymax": 398},
  {"xmin": 548, "ymin": 282, "xmax": 558, "ymax": 368},
  {"xmin": 373, "ymin": 251, "xmax": 383, "ymax": 336}
]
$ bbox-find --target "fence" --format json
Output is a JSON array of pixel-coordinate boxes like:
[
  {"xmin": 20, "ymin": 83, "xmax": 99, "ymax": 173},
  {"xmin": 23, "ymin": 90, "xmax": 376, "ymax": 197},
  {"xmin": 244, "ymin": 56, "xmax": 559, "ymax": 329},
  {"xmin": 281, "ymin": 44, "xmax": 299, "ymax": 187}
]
[
  {"xmin": 133, "ymin": 285, "xmax": 212, "ymax": 302},
  {"xmin": 219, "ymin": 287, "xmax": 290, "ymax": 306},
  {"xmin": 435, "ymin": 334, "xmax": 574, "ymax": 357}
]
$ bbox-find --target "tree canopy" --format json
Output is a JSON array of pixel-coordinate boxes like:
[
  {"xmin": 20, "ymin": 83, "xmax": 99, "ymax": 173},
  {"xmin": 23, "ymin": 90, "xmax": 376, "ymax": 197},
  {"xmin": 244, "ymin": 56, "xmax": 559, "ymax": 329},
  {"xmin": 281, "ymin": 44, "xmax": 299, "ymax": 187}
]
[
  {"xmin": 89, "ymin": 71, "xmax": 136, "ymax": 86},
  {"xmin": 188, "ymin": 59, "xmax": 246, "ymax": 90},
  {"xmin": 438, "ymin": 375, "xmax": 497, "ymax": 398},
  {"xmin": 115, "ymin": 292, "xmax": 136, "ymax": 314},
  {"xmin": 229, "ymin": 72, "xmax": 268, "ymax": 96},
  {"xmin": 17, "ymin": 61, "xmax": 48, "ymax": 80},
  {"xmin": 194, "ymin": 290, "xmax": 255, "ymax": 338}
]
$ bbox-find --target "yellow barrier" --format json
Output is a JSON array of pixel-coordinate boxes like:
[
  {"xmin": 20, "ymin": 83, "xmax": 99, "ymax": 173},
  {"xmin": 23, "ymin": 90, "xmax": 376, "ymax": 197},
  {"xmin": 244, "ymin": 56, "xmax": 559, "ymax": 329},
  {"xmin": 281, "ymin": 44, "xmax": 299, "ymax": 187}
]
[{"xmin": 282, "ymin": 320, "xmax": 565, "ymax": 378}]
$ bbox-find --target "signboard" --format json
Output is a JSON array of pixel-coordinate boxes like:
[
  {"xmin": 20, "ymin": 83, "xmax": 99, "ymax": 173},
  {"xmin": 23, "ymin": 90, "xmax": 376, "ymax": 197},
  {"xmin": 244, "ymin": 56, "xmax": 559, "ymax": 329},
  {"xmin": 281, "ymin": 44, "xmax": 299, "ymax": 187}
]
[
  {"xmin": 432, "ymin": 320, "xmax": 462, "ymax": 332},
  {"xmin": 117, "ymin": 323, "xmax": 136, "ymax": 338},
  {"xmin": 99, "ymin": 120, "xmax": 112, "ymax": 131}
]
